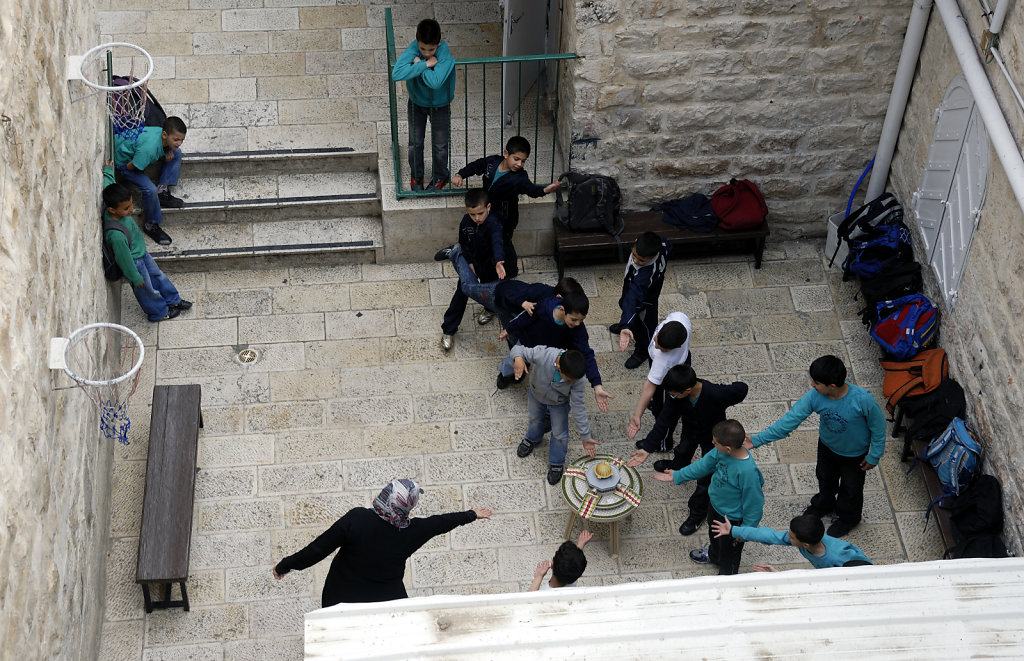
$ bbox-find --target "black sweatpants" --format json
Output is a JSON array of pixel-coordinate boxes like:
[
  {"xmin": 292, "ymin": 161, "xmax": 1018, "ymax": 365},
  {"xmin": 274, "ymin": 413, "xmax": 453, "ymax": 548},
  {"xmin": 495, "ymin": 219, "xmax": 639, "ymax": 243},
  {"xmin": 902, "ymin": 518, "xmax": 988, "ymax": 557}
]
[{"xmin": 809, "ymin": 439, "xmax": 866, "ymax": 526}]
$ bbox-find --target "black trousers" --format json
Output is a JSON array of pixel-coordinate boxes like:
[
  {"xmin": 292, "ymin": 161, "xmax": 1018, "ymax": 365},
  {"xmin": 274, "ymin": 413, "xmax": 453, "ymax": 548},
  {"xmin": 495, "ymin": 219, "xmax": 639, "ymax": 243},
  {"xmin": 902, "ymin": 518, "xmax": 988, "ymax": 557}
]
[
  {"xmin": 707, "ymin": 504, "xmax": 744, "ymax": 576},
  {"xmin": 666, "ymin": 436, "xmax": 712, "ymax": 523},
  {"xmin": 627, "ymin": 303, "xmax": 659, "ymax": 361},
  {"xmin": 809, "ymin": 440, "xmax": 866, "ymax": 525},
  {"xmin": 645, "ymin": 352, "xmax": 693, "ymax": 452}
]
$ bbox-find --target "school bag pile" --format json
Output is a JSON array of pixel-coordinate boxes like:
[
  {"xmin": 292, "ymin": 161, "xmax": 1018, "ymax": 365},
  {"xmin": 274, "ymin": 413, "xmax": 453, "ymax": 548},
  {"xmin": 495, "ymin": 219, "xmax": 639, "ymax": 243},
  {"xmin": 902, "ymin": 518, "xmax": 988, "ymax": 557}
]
[{"xmin": 833, "ymin": 193, "xmax": 1007, "ymax": 559}]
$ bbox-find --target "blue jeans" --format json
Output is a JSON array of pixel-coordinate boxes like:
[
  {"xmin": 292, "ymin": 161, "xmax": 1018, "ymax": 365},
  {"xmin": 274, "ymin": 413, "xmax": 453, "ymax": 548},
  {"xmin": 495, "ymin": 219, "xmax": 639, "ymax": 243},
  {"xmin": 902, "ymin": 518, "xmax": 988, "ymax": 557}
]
[
  {"xmin": 132, "ymin": 253, "xmax": 181, "ymax": 321},
  {"xmin": 524, "ymin": 390, "xmax": 570, "ymax": 466},
  {"xmin": 407, "ymin": 100, "xmax": 450, "ymax": 183},
  {"xmin": 442, "ymin": 244, "xmax": 516, "ymax": 336},
  {"xmin": 116, "ymin": 148, "xmax": 181, "ymax": 226}
]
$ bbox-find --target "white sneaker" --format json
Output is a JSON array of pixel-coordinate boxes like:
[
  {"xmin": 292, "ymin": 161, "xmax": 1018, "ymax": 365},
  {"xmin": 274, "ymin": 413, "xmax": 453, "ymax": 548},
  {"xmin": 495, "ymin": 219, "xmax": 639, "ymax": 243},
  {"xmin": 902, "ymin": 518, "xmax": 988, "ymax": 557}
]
[
  {"xmin": 476, "ymin": 310, "xmax": 495, "ymax": 325},
  {"xmin": 441, "ymin": 334, "xmax": 454, "ymax": 351}
]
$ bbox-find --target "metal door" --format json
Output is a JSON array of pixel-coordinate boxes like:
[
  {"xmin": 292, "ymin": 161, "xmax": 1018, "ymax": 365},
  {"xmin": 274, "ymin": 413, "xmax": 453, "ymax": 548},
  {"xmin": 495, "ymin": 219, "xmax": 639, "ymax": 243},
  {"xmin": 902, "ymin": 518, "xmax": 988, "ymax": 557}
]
[{"xmin": 501, "ymin": 0, "xmax": 555, "ymax": 126}]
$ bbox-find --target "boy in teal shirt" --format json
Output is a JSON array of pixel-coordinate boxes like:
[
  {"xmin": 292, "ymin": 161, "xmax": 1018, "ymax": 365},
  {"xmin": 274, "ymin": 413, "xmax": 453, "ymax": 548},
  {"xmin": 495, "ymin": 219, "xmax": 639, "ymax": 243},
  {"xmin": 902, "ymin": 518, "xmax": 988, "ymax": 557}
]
[
  {"xmin": 114, "ymin": 116, "xmax": 188, "ymax": 245},
  {"xmin": 654, "ymin": 419, "xmax": 764, "ymax": 575},
  {"xmin": 103, "ymin": 167, "xmax": 191, "ymax": 322},
  {"xmin": 747, "ymin": 355, "xmax": 886, "ymax": 538},
  {"xmin": 712, "ymin": 514, "xmax": 872, "ymax": 570},
  {"xmin": 391, "ymin": 18, "xmax": 455, "ymax": 190}
]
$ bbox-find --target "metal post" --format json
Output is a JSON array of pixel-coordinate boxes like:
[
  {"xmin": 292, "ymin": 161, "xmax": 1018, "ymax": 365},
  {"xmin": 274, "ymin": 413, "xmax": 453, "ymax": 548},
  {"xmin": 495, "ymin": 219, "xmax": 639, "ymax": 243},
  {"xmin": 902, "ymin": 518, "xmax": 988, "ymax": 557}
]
[
  {"xmin": 384, "ymin": 9, "xmax": 403, "ymax": 195},
  {"xmin": 106, "ymin": 50, "xmax": 114, "ymax": 163}
]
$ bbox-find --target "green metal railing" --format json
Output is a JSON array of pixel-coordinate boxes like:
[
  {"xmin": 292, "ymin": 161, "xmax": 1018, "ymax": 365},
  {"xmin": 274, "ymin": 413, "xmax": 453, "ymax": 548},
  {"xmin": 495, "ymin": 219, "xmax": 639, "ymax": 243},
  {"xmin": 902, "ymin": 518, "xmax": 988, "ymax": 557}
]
[{"xmin": 385, "ymin": 8, "xmax": 576, "ymax": 198}]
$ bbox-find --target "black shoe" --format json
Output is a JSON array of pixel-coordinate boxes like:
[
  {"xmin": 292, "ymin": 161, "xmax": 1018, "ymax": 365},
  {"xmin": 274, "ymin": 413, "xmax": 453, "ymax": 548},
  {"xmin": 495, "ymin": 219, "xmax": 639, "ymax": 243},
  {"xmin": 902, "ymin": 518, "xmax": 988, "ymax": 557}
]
[
  {"xmin": 652, "ymin": 459, "xmax": 678, "ymax": 472},
  {"xmin": 609, "ymin": 323, "xmax": 624, "ymax": 334},
  {"xmin": 803, "ymin": 505, "xmax": 826, "ymax": 518},
  {"xmin": 427, "ymin": 176, "xmax": 448, "ymax": 190},
  {"xmin": 678, "ymin": 518, "xmax": 701, "ymax": 536},
  {"xmin": 826, "ymin": 520, "xmax": 856, "ymax": 538},
  {"xmin": 516, "ymin": 439, "xmax": 535, "ymax": 458},
  {"xmin": 173, "ymin": 300, "xmax": 193, "ymax": 311},
  {"xmin": 433, "ymin": 245, "xmax": 454, "ymax": 262},
  {"xmin": 158, "ymin": 191, "xmax": 184, "ymax": 209},
  {"xmin": 547, "ymin": 464, "xmax": 565, "ymax": 485},
  {"xmin": 410, "ymin": 178, "xmax": 423, "ymax": 191},
  {"xmin": 144, "ymin": 223, "xmax": 172, "ymax": 245},
  {"xmin": 689, "ymin": 545, "xmax": 712, "ymax": 564},
  {"xmin": 161, "ymin": 306, "xmax": 181, "ymax": 321},
  {"xmin": 624, "ymin": 353, "xmax": 645, "ymax": 370},
  {"xmin": 634, "ymin": 439, "xmax": 646, "ymax": 449},
  {"xmin": 497, "ymin": 372, "xmax": 516, "ymax": 390}
]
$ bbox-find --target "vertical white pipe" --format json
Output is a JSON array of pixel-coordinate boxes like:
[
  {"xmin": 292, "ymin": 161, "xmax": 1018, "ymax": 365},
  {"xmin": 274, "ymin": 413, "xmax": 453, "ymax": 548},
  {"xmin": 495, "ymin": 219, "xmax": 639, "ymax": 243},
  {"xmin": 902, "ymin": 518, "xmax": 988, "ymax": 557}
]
[
  {"xmin": 866, "ymin": 0, "xmax": 934, "ymax": 200},
  {"xmin": 934, "ymin": 0, "xmax": 1024, "ymax": 213},
  {"xmin": 990, "ymin": 0, "xmax": 1011, "ymax": 34}
]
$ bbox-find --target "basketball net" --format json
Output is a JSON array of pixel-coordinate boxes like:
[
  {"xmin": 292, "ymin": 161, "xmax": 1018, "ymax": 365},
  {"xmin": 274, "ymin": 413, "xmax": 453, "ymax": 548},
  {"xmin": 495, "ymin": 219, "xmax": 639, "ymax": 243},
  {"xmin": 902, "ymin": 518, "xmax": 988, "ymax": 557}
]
[
  {"xmin": 75, "ymin": 43, "xmax": 152, "ymax": 143},
  {"xmin": 107, "ymin": 59, "xmax": 149, "ymax": 143},
  {"xmin": 63, "ymin": 323, "xmax": 145, "ymax": 446}
]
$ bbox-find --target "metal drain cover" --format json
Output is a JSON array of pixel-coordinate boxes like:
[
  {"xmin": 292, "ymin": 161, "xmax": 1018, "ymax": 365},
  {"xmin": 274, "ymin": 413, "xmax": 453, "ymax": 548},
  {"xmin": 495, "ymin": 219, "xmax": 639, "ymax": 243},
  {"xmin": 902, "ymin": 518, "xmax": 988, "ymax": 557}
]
[{"xmin": 237, "ymin": 348, "xmax": 259, "ymax": 364}]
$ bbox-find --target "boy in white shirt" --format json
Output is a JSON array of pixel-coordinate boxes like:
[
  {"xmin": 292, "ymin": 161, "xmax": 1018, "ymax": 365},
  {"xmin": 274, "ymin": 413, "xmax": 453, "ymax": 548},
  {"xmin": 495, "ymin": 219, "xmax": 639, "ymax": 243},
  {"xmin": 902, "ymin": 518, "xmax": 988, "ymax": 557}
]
[{"xmin": 625, "ymin": 311, "xmax": 692, "ymax": 449}]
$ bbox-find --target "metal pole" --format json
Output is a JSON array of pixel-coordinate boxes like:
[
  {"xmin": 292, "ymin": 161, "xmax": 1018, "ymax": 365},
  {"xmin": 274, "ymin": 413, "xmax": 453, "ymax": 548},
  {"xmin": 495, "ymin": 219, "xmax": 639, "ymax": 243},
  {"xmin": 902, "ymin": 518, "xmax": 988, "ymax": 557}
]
[{"xmin": 106, "ymin": 50, "xmax": 114, "ymax": 163}]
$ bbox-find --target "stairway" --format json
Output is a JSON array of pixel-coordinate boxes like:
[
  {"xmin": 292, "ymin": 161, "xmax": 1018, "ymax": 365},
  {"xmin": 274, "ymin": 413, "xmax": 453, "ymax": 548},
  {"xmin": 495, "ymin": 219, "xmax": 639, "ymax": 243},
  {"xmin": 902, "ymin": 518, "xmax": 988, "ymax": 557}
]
[{"xmin": 149, "ymin": 147, "xmax": 382, "ymax": 271}]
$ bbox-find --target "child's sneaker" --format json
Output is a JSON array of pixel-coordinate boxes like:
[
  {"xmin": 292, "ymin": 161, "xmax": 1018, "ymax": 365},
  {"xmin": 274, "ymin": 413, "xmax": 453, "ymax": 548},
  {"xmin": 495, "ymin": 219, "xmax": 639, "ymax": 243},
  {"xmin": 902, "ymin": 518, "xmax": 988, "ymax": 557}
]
[
  {"xmin": 433, "ymin": 245, "xmax": 454, "ymax": 261},
  {"xmin": 689, "ymin": 544, "xmax": 712, "ymax": 564},
  {"xmin": 441, "ymin": 334, "xmax": 454, "ymax": 351},
  {"xmin": 476, "ymin": 309, "xmax": 495, "ymax": 325},
  {"xmin": 826, "ymin": 520, "xmax": 855, "ymax": 538},
  {"xmin": 516, "ymin": 439, "xmax": 535, "ymax": 458},
  {"xmin": 427, "ymin": 176, "xmax": 448, "ymax": 190},
  {"xmin": 172, "ymin": 300, "xmax": 193, "ymax": 311},
  {"xmin": 410, "ymin": 178, "xmax": 423, "ymax": 191},
  {"xmin": 546, "ymin": 464, "xmax": 564, "ymax": 485},
  {"xmin": 158, "ymin": 190, "xmax": 184, "ymax": 208},
  {"xmin": 143, "ymin": 222, "xmax": 172, "ymax": 245},
  {"xmin": 496, "ymin": 372, "xmax": 516, "ymax": 390}
]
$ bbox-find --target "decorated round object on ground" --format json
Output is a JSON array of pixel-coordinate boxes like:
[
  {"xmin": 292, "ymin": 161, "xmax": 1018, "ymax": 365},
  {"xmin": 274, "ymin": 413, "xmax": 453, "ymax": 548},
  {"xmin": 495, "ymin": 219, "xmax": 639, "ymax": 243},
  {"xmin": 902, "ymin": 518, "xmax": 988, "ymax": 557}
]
[
  {"xmin": 584, "ymin": 460, "xmax": 621, "ymax": 493},
  {"xmin": 561, "ymin": 454, "xmax": 643, "ymax": 521}
]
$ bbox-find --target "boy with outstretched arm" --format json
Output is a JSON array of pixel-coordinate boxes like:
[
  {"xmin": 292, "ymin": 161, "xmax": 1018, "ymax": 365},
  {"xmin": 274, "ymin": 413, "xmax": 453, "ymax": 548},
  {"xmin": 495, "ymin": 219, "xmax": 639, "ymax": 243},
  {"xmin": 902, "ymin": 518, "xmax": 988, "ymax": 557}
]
[
  {"xmin": 653, "ymin": 419, "xmax": 763, "ymax": 575},
  {"xmin": 529, "ymin": 530, "xmax": 593, "ymax": 590},
  {"xmin": 452, "ymin": 136, "xmax": 560, "ymax": 279},
  {"xmin": 498, "ymin": 289, "xmax": 613, "ymax": 414},
  {"xmin": 435, "ymin": 188, "xmax": 505, "ymax": 351},
  {"xmin": 103, "ymin": 167, "xmax": 192, "ymax": 322},
  {"xmin": 391, "ymin": 18, "xmax": 455, "ymax": 190},
  {"xmin": 511, "ymin": 346, "xmax": 599, "ymax": 485},
  {"xmin": 746, "ymin": 355, "xmax": 886, "ymax": 538},
  {"xmin": 625, "ymin": 311, "xmax": 692, "ymax": 447},
  {"xmin": 611, "ymin": 231, "xmax": 672, "ymax": 369},
  {"xmin": 627, "ymin": 364, "xmax": 748, "ymax": 537},
  {"xmin": 113, "ymin": 116, "xmax": 187, "ymax": 245},
  {"xmin": 712, "ymin": 513, "xmax": 872, "ymax": 571}
]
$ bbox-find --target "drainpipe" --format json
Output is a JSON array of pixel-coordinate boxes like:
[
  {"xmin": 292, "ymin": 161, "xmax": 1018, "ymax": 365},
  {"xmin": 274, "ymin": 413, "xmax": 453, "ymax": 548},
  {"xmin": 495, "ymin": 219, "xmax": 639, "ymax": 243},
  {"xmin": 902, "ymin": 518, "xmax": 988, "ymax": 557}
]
[
  {"xmin": 989, "ymin": 0, "xmax": 1011, "ymax": 34},
  {"xmin": 865, "ymin": 0, "xmax": 933, "ymax": 200},
  {"xmin": 933, "ymin": 0, "xmax": 1024, "ymax": 213}
]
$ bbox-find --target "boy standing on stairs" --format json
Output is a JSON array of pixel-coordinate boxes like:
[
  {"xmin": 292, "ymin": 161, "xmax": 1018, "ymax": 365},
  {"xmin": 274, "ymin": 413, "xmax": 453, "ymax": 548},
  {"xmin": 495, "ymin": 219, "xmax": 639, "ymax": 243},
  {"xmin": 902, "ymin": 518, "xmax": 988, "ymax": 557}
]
[
  {"xmin": 113, "ymin": 116, "xmax": 188, "ymax": 246},
  {"xmin": 392, "ymin": 18, "xmax": 456, "ymax": 191}
]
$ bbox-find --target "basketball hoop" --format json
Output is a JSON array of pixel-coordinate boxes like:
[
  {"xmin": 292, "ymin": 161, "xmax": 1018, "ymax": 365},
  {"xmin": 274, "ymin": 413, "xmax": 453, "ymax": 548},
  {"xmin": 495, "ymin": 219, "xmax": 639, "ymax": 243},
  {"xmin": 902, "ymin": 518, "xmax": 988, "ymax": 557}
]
[
  {"xmin": 55, "ymin": 323, "xmax": 146, "ymax": 446},
  {"xmin": 68, "ymin": 42, "xmax": 154, "ymax": 142}
]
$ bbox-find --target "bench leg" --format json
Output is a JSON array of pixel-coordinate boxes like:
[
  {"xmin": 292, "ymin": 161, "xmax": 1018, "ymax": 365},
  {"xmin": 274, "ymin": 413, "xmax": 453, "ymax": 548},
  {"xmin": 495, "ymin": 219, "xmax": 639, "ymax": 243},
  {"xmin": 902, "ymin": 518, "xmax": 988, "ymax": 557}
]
[
  {"xmin": 180, "ymin": 581, "xmax": 190, "ymax": 612},
  {"xmin": 199, "ymin": 408, "xmax": 204, "ymax": 429},
  {"xmin": 754, "ymin": 237, "xmax": 766, "ymax": 269},
  {"xmin": 142, "ymin": 584, "xmax": 153, "ymax": 614}
]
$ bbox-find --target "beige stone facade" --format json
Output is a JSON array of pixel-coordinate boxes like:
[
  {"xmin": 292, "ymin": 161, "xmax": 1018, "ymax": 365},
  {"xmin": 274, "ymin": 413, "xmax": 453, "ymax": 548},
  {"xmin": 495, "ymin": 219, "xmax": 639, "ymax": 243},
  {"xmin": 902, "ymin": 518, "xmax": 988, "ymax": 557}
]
[{"xmin": 888, "ymin": 5, "xmax": 1024, "ymax": 555}]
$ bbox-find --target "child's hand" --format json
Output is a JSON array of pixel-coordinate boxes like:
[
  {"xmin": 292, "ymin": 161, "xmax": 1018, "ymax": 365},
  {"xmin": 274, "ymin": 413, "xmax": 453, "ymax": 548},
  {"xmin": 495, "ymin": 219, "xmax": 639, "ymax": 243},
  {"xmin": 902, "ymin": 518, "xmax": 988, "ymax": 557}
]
[
  {"xmin": 104, "ymin": 158, "xmax": 114, "ymax": 167},
  {"xmin": 522, "ymin": 300, "xmax": 536, "ymax": 315},
  {"xmin": 742, "ymin": 433, "xmax": 754, "ymax": 450},
  {"xmin": 498, "ymin": 329, "xmax": 508, "ymax": 341},
  {"xmin": 626, "ymin": 413, "xmax": 642, "ymax": 440},
  {"xmin": 753, "ymin": 564, "xmax": 778, "ymax": 572},
  {"xmin": 452, "ymin": 174, "xmax": 464, "ymax": 187},
  {"xmin": 473, "ymin": 507, "xmax": 493, "ymax": 519},
  {"xmin": 859, "ymin": 459, "xmax": 877, "ymax": 471},
  {"xmin": 652, "ymin": 469, "xmax": 674, "ymax": 482},
  {"xmin": 496, "ymin": 261, "xmax": 506, "ymax": 280},
  {"xmin": 593, "ymin": 385, "xmax": 613, "ymax": 413},
  {"xmin": 534, "ymin": 559, "xmax": 551, "ymax": 579},
  {"xmin": 513, "ymin": 356, "xmax": 528, "ymax": 379},
  {"xmin": 576, "ymin": 530, "xmax": 594, "ymax": 549},
  {"xmin": 425, "ymin": 56, "xmax": 438, "ymax": 68},
  {"xmin": 618, "ymin": 329, "xmax": 634, "ymax": 352},
  {"xmin": 543, "ymin": 181, "xmax": 561, "ymax": 194},
  {"xmin": 581, "ymin": 438, "xmax": 600, "ymax": 458},
  {"xmin": 272, "ymin": 567, "xmax": 283, "ymax": 580},
  {"xmin": 626, "ymin": 449, "xmax": 649, "ymax": 468},
  {"xmin": 413, "ymin": 56, "xmax": 421, "ymax": 64},
  {"xmin": 711, "ymin": 515, "xmax": 732, "ymax": 539}
]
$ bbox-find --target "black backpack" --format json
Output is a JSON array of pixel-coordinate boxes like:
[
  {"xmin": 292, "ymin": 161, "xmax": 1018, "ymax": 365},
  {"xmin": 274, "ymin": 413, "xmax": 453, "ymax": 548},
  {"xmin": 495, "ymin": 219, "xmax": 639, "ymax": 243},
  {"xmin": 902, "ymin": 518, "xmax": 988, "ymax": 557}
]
[
  {"xmin": 111, "ymin": 75, "xmax": 167, "ymax": 128},
  {"xmin": 829, "ymin": 192, "xmax": 904, "ymax": 267},
  {"xmin": 555, "ymin": 171, "xmax": 623, "ymax": 236},
  {"xmin": 652, "ymin": 194, "xmax": 719, "ymax": 233},
  {"xmin": 947, "ymin": 474, "xmax": 1008, "ymax": 559},
  {"xmin": 898, "ymin": 378, "xmax": 966, "ymax": 461},
  {"xmin": 857, "ymin": 261, "xmax": 924, "ymax": 326},
  {"xmin": 102, "ymin": 219, "xmax": 132, "ymax": 281}
]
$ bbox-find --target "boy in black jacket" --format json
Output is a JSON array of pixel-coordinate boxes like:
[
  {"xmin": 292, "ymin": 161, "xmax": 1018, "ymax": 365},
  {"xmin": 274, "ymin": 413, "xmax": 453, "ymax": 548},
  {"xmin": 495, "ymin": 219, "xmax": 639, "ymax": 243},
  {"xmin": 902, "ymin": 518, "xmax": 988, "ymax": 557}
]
[
  {"xmin": 627, "ymin": 365, "xmax": 748, "ymax": 536},
  {"xmin": 436, "ymin": 188, "xmax": 505, "ymax": 351},
  {"xmin": 452, "ymin": 136, "xmax": 560, "ymax": 280},
  {"xmin": 611, "ymin": 231, "xmax": 672, "ymax": 369}
]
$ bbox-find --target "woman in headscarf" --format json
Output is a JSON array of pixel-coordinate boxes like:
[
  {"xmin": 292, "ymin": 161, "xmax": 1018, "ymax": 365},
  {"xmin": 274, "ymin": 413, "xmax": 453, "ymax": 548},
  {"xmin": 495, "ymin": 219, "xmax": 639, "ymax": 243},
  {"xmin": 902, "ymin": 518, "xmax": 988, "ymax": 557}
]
[{"xmin": 272, "ymin": 478, "xmax": 491, "ymax": 606}]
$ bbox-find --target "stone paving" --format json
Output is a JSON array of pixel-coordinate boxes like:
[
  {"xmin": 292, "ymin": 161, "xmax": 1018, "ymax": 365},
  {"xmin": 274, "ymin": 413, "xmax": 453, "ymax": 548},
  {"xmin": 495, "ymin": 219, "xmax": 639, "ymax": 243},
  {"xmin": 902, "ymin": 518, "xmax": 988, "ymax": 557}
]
[{"xmin": 99, "ymin": 240, "xmax": 946, "ymax": 660}]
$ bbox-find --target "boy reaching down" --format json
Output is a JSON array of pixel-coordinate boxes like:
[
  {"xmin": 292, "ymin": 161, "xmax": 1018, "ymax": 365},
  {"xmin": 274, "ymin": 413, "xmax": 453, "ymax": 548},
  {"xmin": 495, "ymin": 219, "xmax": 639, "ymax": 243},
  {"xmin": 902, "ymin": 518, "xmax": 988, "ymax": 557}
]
[
  {"xmin": 611, "ymin": 231, "xmax": 672, "ymax": 369},
  {"xmin": 529, "ymin": 530, "xmax": 593, "ymax": 590},
  {"xmin": 712, "ymin": 514, "xmax": 872, "ymax": 571}
]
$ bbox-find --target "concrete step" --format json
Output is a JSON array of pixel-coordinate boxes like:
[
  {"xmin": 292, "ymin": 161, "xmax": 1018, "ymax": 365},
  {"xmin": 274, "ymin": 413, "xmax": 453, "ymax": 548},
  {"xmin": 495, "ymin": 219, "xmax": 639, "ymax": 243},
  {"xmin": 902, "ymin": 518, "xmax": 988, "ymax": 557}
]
[
  {"xmin": 150, "ymin": 215, "xmax": 382, "ymax": 271},
  {"xmin": 182, "ymin": 147, "xmax": 377, "ymax": 178}
]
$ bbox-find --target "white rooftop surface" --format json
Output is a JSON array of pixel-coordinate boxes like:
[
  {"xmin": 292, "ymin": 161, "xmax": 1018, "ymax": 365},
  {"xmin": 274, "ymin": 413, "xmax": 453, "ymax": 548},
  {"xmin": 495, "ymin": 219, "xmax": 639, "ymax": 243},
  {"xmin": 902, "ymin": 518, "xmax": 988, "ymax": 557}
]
[{"xmin": 305, "ymin": 558, "xmax": 1024, "ymax": 660}]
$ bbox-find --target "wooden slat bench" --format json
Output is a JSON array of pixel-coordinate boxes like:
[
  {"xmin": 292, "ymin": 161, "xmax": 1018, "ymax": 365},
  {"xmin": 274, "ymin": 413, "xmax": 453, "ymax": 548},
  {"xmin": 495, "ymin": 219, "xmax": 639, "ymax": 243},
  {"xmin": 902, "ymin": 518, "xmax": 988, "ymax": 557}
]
[
  {"xmin": 553, "ymin": 211, "xmax": 770, "ymax": 278},
  {"xmin": 136, "ymin": 384, "xmax": 203, "ymax": 613}
]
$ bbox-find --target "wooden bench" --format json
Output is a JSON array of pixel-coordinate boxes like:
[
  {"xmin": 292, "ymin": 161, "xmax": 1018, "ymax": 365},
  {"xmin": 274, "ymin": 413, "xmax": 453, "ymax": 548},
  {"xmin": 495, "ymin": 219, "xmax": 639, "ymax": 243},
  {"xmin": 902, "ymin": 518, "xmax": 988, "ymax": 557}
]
[
  {"xmin": 136, "ymin": 384, "xmax": 203, "ymax": 613},
  {"xmin": 553, "ymin": 211, "xmax": 770, "ymax": 278}
]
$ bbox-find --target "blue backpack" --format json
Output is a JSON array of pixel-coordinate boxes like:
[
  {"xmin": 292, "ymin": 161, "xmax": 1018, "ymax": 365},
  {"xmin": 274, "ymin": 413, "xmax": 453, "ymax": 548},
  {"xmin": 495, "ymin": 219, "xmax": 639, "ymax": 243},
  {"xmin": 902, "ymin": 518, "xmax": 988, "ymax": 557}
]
[
  {"xmin": 869, "ymin": 294, "xmax": 939, "ymax": 360},
  {"xmin": 919, "ymin": 418, "xmax": 983, "ymax": 516},
  {"xmin": 842, "ymin": 220, "xmax": 913, "ymax": 279}
]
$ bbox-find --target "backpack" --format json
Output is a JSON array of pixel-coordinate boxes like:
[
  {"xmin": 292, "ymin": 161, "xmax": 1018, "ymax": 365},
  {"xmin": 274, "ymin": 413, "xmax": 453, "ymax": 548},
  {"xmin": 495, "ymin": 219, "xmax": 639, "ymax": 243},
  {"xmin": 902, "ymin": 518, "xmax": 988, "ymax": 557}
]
[
  {"xmin": 111, "ymin": 75, "xmax": 167, "ymax": 128},
  {"xmin": 857, "ymin": 261, "xmax": 923, "ymax": 326},
  {"xmin": 842, "ymin": 219, "xmax": 914, "ymax": 280},
  {"xmin": 102, "ymin": 219, "xmax": 132, "ymax": 281},
  {"xmin": 879, "ymin": 348, "xmax": 948, "ymax": 415},
  {"xmin": 947, "ymin": 474, "xmax": 1008, "ymax": 559},
  {"xmin": 652, "ymin": 193, "xmax": 719, "ymax": 233},
  {"xmin": 829, "ymin": 192, "xmax": 903, "ymax": 267},
  {"xmin": 869, "ymin": 294, "xmax": 939, "ymax": 360},
  {"xmin": 898, "ymin": 378, "xmax": 966, "ymax": 460},
  {"xmin": 919, "ymin": 418, "xmax": 983, "ymax": 512},
  {"xmin": 710, "ymin": 178, "xmax": 768, "ymax": 231},
  {"xmin": 555, "ymin": 171, "xmax": 624, "ymax": 236}
]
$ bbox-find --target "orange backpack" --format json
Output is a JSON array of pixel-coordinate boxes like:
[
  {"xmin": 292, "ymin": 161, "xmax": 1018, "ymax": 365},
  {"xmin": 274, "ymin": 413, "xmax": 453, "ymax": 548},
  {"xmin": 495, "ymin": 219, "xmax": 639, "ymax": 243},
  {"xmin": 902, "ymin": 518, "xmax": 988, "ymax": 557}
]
[{"xmin": 880, "ymin": 348, "xmax": 948, "ymax": 414}]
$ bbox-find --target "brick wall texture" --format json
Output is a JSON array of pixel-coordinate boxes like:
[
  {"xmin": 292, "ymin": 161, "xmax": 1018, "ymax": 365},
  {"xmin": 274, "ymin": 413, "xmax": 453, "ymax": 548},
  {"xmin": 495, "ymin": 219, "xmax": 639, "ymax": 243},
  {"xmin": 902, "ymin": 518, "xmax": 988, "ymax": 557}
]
[
  {"xmin": 0, "ymin": 1, "xmax": 118, "ymax": 659},
  {"xmin": 889, "ymin": 5, "xmax": 1024, "ymax": 555},
  {"xmin": 565, "ymin": 0, "xmax": 915, "ymax": 236}
]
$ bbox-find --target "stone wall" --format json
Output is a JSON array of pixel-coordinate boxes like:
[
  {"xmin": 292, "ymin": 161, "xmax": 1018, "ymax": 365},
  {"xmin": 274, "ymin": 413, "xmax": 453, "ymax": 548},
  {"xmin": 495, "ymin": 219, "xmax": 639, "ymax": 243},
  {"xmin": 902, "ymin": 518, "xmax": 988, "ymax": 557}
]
[
  {"xmin": 565, "ymin": 0, "xmax": 914, "ymax": 236},
  {"xmin": 0, "ymin": 1, "xmax": 118, "ymax": 659},
  {"xmin": 887, "ymin": 5, "xmax": 1024, "ymax": 555}
]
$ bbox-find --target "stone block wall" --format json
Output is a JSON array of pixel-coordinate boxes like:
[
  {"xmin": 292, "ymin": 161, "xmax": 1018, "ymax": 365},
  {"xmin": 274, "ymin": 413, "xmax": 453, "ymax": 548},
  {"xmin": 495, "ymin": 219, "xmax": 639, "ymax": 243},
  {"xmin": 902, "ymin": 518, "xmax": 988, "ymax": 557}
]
[
  {"xmin": 1, "ymin": 1, "xmax": 120, "ymax": 659},
  {"xmin": 888, "ymin": 5, "xmax": 1024, "ymax": 555},
  {"xmin": 564, "ymin": 0, "xmax": 914, "ymax": 237}
]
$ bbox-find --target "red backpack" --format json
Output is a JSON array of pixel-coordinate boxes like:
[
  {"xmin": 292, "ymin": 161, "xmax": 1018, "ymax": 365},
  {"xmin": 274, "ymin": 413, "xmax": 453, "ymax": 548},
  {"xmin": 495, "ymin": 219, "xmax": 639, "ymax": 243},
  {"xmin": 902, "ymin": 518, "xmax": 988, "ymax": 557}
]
[{"xmin": 711, "ymin": 178, "xmax": 768, "ymax": 230}]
